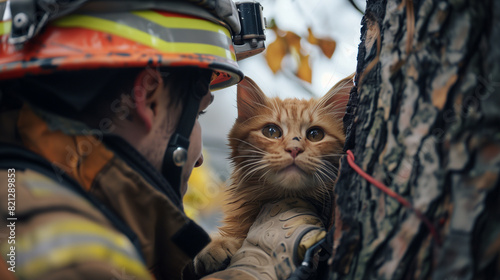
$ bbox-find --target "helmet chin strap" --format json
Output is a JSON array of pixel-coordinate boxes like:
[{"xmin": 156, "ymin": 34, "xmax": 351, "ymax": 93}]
[{"xmin": 161, "ymin": 71, "xmax": 211, "ymax": 199}]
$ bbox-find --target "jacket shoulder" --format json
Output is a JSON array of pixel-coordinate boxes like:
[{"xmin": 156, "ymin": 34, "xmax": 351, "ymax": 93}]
[{"xmin": 0, "ymin": 169, "xmax": 152, "ymax": 280}]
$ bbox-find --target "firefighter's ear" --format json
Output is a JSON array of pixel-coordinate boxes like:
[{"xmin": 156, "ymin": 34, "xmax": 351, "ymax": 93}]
[{"xmin": 132, "ymin": 68, "xmax": 162, "ymax": 132}]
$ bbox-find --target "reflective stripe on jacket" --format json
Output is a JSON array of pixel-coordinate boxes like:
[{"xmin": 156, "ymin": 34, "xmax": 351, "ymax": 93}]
[{"xmin": 0, "ymin": 169, "xmax": 152, "ymax": 280}]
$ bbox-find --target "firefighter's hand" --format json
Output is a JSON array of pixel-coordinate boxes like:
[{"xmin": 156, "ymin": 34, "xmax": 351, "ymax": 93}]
[{"xmin": 201, "ymin": 198, "xmax": 326, "ymax": 280}]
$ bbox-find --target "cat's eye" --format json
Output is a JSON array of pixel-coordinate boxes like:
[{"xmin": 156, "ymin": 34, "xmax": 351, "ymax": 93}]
[
  {"xmin": 262, "ymin": 124, "xmax": 282, "ymax": 139},
  {"xmin": 306, "ymin": 127, "xmax": 325, "ymax": 142}
]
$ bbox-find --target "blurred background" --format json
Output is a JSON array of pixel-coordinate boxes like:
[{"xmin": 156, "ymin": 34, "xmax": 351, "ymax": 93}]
[{"xmin": 184, "ymin": 0, "xmax": 366, "ymax": 233}]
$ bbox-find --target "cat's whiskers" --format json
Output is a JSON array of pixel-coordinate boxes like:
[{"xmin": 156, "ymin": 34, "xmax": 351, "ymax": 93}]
[
  {"xmin": 234, "ymin": 161, "xmax": 263, "ymax": 180},
  {"xmin": 238, "ymin": 147, "xmax": 266, "ymax": 155},
  {"xmin": 259, "ymin": 167, "xmax": 277, "ymax": 186},
  {"xmin": 234, "ymin": 161, "xmax": 258, "ymax": 172},
  {"xmin": 316, "ymin": 156, "xmax": 342, "ymax": 163},
  {"xmin": 318, "ymin": 166, "xmax": 337, "ymax": 185},
  {"xmin": 235, "ymin": 159, "xmax": 262, "ymax": 173},
  {"xmin": 308, "ymin": 158, "xmax": 339, "ymax": 193},
  {"xmin": 230, "ymin": 138, "xmax": 267, "ymax": 154},
  {"xmin": 313, "ymin": 173, "xmax": 327, "ymax": 192},
  {"xmin": 242, "ymin": 164, "xmax": 269, "ymax": 183},
  {"xmin": 315, "ymin": 168, "xmax": 331, "ymax": 188},
  {"xmin": 237, "ymin": 159, "xmax": 270, "ymax": 184},
  {"xmin": 318, "ymin": 153, "xmax": 345, "ymax": 157},
  {"xmin": 232, "ymin": 155, "xmax": 263, "ymax": 160},
  {"xmin": 320, "ymin": 159, "xmax": 339, "ymax": 175}
]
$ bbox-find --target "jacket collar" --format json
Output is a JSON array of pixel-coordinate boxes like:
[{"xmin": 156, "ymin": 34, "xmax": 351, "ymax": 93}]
[
  {"xmin": 16, "ymin": 104, "xmax": 184, "ymax": 209},
  {"xmin": 101, "ymin": 134, "xmax": 184, "ymax": 210}
]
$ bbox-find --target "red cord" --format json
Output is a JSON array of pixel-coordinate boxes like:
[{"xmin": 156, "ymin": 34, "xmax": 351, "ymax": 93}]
[{"xmin": 346, "ymin": 150, "xmax": 441, "ymax": 246}]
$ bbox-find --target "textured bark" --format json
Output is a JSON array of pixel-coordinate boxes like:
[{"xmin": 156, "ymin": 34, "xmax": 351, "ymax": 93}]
[{"xmin": 330, "ymin": 0, "xmax": 500, "ymax": 279}]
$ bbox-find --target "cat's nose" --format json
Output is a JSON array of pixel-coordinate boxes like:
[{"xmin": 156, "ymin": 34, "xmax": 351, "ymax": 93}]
[{"xmin": 286, "ymin": 147, "xmax": 304, "ymax": 159}]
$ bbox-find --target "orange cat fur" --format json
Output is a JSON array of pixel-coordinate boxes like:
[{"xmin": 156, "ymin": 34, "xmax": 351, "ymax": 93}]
[{"xmin": 194, "ymin": 74, "xmax": 353, "ymax": 276}]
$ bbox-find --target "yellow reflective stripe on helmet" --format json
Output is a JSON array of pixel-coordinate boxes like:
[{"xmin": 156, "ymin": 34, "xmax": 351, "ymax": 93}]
[
  {"xmin": 132, "ymin": 10, "xmax": 232, "ymax": 39},
  {"xmin": 53, "ymin": 14, "xmax": 236, "ymax": 61},
  {"xmin": 0, "ymin": 20, "xmax": 11, "ymax": 36},
  {"xmin": 97, "ymin": 12, "xmax": 234, "ymax": 53},
  {"xmin": 1, "ymin": 219, "xmax": 150, "ymax": 279}
]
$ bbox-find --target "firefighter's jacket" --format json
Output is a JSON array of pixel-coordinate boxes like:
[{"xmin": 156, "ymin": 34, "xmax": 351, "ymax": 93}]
[{"xmin": 0, "ymin": 104, "xmax": 209, "ymax": 280}]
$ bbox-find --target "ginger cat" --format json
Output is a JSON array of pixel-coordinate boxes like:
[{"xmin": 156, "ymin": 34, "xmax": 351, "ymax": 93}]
[{"xmin": 194, "ymin": 75, "xmax": 353, "ymax": 276}]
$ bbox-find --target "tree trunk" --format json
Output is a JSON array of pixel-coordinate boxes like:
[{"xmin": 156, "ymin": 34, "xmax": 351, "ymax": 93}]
[{"xmin": 330, "ymin": 0, "xmax": 500, "ymax": 279}]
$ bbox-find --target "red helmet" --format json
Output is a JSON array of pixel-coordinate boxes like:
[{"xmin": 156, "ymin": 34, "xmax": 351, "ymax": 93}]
[{"xmin": 0, "ymin": 0, "xmax": 266, "ymax": 90}]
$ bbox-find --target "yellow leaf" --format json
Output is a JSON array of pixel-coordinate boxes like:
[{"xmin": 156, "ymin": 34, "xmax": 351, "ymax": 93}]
[
  {"xmin": 265, "ymin": 37, "xmax": 288, "ymax": 73},
  {"xmin": 307, "ymin": 27, "xmax": 336, "ymax": 58},
  {"xmin": 284, "ymin": 31, "xmax": 302, "ymax": 53},
  {"xmin": 307, "ymin": 28, "xmax": 318, "ymax": 45},
  {"xmin": 297, "ymin": 54, "xmax": 312, "ymax": 83},
  {"xmin": 317, "ymin": 38, "xmax": 336, "ymax": 58}
]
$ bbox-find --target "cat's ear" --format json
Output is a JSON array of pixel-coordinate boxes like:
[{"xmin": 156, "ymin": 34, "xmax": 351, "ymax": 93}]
[
  {"xmin": 237, "ymin": 76, "xmax": 268, "ymax": 120},
  {"xmin": 318, "ymin": 73, "xmax": 354, "ymax": 118}
]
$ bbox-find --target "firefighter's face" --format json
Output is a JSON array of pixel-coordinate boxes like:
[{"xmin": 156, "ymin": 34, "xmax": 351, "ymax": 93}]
[
  {"xmin": 147, "ymin": 80, "xmax": 213, "ymax": 197},
  {"xmin": 179, "ymin": 91, "xmax": 214, "ymax": 196},
  {"xmin": 115, "ymin": 68, "xmax": 213, "ymax": 197}
]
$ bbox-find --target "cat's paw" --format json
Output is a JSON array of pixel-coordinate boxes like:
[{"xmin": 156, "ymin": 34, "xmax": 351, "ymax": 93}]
[{"xmin": 194, "ymin": 236, "xmax": 243, "ymax": 276}]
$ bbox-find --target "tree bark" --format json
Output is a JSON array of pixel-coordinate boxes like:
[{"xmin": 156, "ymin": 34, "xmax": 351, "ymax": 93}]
[{"xmin": 331, "ymin": 0, "xmax": 500, "ymax": 279}]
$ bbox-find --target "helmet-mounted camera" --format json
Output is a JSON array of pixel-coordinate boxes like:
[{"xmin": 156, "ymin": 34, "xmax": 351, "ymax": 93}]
[{"xmin": 233, "ymin": 1, "xmax": 266, "ymax": 60}]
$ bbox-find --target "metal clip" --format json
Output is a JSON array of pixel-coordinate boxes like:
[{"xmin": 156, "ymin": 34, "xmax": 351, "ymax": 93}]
[{"xmin": 9, "ymin": 0, "xmax": 36, "ymax": 45}]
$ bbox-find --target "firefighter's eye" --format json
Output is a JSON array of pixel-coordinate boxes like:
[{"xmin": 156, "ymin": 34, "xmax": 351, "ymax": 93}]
[{"xmin": 197, "ymin": 110, "xmax": 207, "ymax": 119}]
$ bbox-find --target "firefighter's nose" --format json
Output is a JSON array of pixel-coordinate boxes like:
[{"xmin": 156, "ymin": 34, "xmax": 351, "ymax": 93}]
[{"xmin": 195, "ymin": 154, "xmax": 204, "ymax": 167}]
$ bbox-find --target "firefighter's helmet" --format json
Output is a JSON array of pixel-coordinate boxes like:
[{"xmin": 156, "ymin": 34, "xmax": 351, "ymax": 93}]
[{"xmin": 0, "ymin": 0, "xmax": 266, "ymax": 90}]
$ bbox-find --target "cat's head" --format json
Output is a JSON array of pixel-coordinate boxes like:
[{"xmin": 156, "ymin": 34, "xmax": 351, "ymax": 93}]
[{"xmin": 228, "ymin": 76, "xmax": 352, "ymax": 199}]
